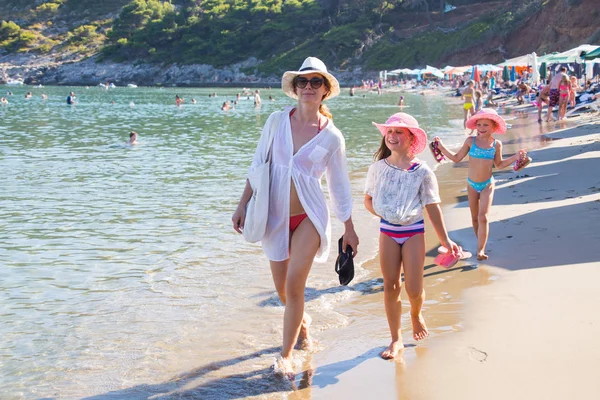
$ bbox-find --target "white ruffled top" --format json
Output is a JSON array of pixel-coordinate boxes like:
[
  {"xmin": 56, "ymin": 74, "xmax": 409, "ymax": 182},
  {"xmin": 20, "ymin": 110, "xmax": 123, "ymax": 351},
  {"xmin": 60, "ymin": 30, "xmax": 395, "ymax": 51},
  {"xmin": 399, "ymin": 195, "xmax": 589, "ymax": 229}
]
[{"xmin": 364, "ymin": 159, "xmax": 441, "ymax": 225}]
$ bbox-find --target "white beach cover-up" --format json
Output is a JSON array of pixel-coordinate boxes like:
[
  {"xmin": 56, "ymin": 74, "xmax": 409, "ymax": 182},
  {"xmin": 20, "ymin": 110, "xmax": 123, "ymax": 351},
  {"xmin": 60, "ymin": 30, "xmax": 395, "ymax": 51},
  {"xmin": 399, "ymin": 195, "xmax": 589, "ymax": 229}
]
[
  {"xmin": 247, "ymin": 107, "xmax": 353, "ymax": 262},
  {"xmin": 364, "ymin": 159, "xmax": 441, "ymax": 225}
]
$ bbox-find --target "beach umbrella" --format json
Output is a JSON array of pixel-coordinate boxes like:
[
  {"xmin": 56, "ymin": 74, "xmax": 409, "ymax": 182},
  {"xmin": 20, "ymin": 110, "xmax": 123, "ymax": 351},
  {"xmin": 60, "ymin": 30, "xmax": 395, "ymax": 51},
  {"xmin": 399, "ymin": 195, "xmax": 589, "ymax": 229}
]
[
  {"xmin": 539, "ymin": 61, "xmax": 547, "ymax": 80},
  {"xmin": 473, "ymin": 66, "xmax": 480, "ymax": 82},
  {"xmin": 502, "ymin": 65, "xmax": 509, "ymax": 82},
  {"xmin": 531, "ymin": 52, "xmax": 539, "ymax": 86},
  {"xmin": 510, "ymin": 66, "xmax": 516, "ymax": 82}
]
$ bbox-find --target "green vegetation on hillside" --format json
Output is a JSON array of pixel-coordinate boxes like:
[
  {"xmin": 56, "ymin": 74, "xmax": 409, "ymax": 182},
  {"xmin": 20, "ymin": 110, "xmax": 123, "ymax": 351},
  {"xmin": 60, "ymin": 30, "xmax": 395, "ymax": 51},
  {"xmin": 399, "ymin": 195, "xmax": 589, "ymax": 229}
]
[{"xmin": 0, "ymin": 0, "xmax": 556, "ymax": 73}]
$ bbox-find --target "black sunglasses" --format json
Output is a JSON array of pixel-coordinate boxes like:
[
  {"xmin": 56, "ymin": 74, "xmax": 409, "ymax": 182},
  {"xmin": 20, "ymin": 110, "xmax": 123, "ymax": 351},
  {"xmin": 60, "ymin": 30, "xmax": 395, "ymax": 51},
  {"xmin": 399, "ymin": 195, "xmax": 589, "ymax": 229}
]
[{"xmin": 294, "ymin": 76, "xmax": 324, "ymax": 89}]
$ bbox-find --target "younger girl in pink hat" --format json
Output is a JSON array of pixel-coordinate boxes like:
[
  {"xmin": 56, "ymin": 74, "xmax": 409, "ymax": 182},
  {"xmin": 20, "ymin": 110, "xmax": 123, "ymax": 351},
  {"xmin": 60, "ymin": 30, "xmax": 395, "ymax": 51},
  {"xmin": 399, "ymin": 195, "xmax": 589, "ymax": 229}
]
[
  {"xmin": 365, "ymin": 112, "xmax": 459, "ymax": 360},
  {"xmin": 432, "ymin": 108, "xmax": 530, "ymax": 260}
]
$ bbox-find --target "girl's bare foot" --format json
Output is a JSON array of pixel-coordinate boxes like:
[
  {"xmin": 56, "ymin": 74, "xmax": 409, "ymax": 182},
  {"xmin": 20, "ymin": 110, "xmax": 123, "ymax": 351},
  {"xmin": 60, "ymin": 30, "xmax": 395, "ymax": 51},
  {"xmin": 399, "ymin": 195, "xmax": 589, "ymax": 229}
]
[
  {"xmin": 273, "ymin": 355, "xmax": 295, "ymax": 380},
  {"xmin": 411, "ymin": 313, "xmax": 429, "ymax": 340},
  {"xmin": 477, "ymin": 251, "xmax": 488, "ymax": 260},
  {"xmin": 380, "ymin": 340, "xmax": 404, "ymax": 360},
  {"xmin": 296, "ymin": 313, "xmax": 313, "ymax": 350}
]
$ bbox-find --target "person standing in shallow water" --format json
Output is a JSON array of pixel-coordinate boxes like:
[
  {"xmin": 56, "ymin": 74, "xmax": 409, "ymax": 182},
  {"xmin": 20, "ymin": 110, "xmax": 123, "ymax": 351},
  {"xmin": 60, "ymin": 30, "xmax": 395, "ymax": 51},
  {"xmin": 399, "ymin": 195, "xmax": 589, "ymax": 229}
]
[{"xmin": 232, "ymin": 57, "xmax": 359, "ymax": 378}]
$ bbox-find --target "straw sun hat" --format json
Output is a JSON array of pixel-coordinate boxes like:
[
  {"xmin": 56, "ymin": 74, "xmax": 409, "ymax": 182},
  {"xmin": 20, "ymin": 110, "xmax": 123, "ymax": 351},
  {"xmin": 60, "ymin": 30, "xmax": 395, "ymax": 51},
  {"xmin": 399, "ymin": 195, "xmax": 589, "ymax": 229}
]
[
  {"xmin": 466, "ymin": 108, "xmax": 507, "ymax": 134},
  {"xmin": 372, "ymin": 112, "xmax": 428, "ymax": 155},
  {"xmin": 281, "ymin": 57, "xmax": 340, "ymax": 101}
]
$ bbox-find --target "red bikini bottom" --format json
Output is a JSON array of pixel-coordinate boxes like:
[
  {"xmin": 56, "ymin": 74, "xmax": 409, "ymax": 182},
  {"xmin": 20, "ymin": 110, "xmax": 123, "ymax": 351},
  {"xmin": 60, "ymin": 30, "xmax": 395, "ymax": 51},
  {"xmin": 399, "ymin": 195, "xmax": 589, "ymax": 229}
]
[{"xmin": 290, "ymin": 213, "xmax": 309, "ymax": 232}]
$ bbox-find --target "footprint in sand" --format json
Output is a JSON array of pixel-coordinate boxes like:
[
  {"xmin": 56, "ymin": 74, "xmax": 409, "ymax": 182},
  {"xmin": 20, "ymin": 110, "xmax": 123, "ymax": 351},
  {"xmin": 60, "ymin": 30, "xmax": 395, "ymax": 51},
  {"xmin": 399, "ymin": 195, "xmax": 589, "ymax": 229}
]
[{"xmin": 468, "ymin": 347, "xmax": 488, "ymax": 363}]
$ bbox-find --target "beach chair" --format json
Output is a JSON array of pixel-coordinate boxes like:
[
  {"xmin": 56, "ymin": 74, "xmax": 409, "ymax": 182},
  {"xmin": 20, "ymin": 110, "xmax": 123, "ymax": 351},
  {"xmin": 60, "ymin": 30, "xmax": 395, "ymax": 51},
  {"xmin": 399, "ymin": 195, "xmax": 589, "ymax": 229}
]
[{"xmin": 565, "ymin": 100, "xmax": 600, "ymax": 117}]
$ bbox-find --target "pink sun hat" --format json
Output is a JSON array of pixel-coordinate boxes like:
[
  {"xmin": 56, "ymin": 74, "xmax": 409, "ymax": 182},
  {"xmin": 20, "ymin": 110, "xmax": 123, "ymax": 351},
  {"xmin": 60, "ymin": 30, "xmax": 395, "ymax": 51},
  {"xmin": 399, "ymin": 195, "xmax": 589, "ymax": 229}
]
[
  {"xmin": 466, "ymin": 108, "xmax": 507, "ymax": 134},
  {"xmin": 372, "ymin": 112, "xmax": 428, "ymax": 155}
]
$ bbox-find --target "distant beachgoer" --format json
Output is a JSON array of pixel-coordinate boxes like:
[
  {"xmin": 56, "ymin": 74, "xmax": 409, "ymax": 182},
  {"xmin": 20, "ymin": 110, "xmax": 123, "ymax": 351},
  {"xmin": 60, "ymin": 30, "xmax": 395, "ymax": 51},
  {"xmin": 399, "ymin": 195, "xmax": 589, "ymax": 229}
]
[
  {"xmin": 473, "ymin": 90, "xmax": 483, "ymax": 112},
  {"xmin": 268, "ymin": 95, "xmax": 275, "ymax": 101},
  {"xmin": 461, "ymin": 81, "xmax": 475, "ymax": 128},
  {"xmin": 349, "ymin": 87, "xmax": 355, "ymax": 97},
  {"xmin": 175, "ymin": 95, "xmax": 183, "ymax": 107},
  {"xmin": 41, "ymin": 93, "xmax": 47, "ymax": 100},
  {"xmin": 128, "ymin": 131, "xmax": 138, "ymax": 145},
  {"xmin": 25, "ymin": 92, "xmax": 32, "ymax": 99},
  {"xmin": 1, "ymin": 96, "xmax": 8, "ymax": 105},
  {"xmin": 558, "ymin": 75, "xmax": 570, "ymax": 120},
  {"xmin": 365, "ymin": 112, "xmax": 458, "ymax": 360},
  {"xmin": 191, "ymin": 98, "xmax": 197, "ymax": 104},
  {"xmin": 568, "ymin": 76, "xmax": 578, "ymax": 108},
  {"xmin": 232, "ymin": 57, "xmax": 358, "ymax": 378},
  {"xmin": 516, "ymin": 82, "xmax": 531, "ymax": 105},
  {"xmin": 398, "ymin": 95, "xmax": 405, "ymax": 107},
  {"xmin": 547, "ymin": 66, "xmax": 568, "ymax": 122},
  {"xmin": 433, "ymin": 109, "xmax": 529, "ymax": 260},
  {"xmin": 221, "ymin": 101, "xmax": 231, "ymax": 111},
  {"xmin": 536, "ymin": 81, "xmax": 550, "ymax": 122},
  {"xmin": 254, "ymin": 89, "xmax": 262, "ymax": 106},
  {"xmin": 66, "ymin": 91, "xmax": 76, "ymax": 105}
]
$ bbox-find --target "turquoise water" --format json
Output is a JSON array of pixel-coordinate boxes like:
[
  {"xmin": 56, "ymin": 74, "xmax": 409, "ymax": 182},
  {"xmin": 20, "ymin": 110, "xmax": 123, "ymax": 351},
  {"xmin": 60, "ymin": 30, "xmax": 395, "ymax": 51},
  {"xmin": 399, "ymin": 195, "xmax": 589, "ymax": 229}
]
[{"xmin": 0, "ymin": 85, "xmax": 529, "ymax": 398}]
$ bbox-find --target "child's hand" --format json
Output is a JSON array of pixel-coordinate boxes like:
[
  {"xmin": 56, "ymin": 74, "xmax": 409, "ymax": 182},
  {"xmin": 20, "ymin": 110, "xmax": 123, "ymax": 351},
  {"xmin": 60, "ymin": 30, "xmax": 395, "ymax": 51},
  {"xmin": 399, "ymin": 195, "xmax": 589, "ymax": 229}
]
[
  {"xmin": 443, "ymin": 239, "xmax": 460, "ymax": 255},
  {"xmin": 433, "ymin": 136, "xmax": 441, "ymax": 143}
]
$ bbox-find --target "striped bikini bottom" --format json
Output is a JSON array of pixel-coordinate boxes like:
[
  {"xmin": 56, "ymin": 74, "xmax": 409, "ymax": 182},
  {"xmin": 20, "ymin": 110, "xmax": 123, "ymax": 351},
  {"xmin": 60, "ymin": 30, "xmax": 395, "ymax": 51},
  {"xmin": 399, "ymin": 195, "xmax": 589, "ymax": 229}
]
[{"xmin": 380, "ymin": 219, "xmax": 425, "ymax": 246}]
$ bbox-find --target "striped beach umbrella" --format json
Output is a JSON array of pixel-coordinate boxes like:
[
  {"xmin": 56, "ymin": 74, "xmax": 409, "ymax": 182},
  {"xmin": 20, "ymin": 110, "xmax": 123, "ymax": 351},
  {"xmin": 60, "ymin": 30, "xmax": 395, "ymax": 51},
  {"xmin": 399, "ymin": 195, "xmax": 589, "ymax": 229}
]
[{"xmin": 502, "ymin": 65, "xmax": 509, "ymax": 82}]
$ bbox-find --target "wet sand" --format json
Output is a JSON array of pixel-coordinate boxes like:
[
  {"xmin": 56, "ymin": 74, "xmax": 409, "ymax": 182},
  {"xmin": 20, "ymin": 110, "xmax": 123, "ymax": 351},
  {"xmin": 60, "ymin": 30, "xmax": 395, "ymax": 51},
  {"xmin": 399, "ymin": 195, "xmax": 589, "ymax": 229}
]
[{"xmin": 292, "ymin": 100, "xmax": 600, "ymax": 399}]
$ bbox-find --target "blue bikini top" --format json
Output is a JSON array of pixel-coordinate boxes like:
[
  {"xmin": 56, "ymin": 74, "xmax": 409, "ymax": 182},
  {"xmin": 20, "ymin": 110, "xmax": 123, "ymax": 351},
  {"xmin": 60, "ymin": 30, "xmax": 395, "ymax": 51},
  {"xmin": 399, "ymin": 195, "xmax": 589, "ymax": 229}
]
[{"xmin": 468, "ymin": 137, "xmax": 496, "ymax": 160}]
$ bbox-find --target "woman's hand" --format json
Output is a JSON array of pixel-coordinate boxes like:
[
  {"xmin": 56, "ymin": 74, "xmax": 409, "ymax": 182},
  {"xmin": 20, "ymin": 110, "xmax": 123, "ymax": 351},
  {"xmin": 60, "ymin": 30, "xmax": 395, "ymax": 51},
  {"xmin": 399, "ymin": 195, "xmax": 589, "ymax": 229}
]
[
  {"xmin": 342, "ymin": 222, "xmax": 359, "ymax": 256},
  {"xmin": 232, "ymin": 205, "xmax": 246, "ymax": 234}
]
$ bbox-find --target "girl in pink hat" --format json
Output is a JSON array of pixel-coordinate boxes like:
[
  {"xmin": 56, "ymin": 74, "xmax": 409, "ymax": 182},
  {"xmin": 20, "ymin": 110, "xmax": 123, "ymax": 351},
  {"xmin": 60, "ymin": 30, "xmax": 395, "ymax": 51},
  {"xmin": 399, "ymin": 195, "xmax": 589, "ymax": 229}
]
[
  {"xmin": 432, "ymin": 108, "xmax": 530, "ymax": 260},
  {"xmin": 365, "ymin": 112, "xmax": 459, "ymax": 360}
]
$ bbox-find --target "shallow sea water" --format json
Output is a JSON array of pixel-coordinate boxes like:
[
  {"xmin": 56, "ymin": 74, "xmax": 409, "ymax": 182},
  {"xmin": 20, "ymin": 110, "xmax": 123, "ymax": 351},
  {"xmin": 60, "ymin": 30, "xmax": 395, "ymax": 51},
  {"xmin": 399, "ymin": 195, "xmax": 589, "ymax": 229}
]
[{"xmin": 0, "ymin": 84, "xmax": 551, "ymax": 398}]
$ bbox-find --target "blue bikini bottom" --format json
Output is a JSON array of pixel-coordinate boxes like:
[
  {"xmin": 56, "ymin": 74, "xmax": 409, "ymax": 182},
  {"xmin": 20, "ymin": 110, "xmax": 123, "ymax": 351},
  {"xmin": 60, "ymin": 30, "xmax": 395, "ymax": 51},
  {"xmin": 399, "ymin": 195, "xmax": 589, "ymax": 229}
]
[{"xmin": 467, "ymin": 177, "xmax": 494, "ymax": 193}]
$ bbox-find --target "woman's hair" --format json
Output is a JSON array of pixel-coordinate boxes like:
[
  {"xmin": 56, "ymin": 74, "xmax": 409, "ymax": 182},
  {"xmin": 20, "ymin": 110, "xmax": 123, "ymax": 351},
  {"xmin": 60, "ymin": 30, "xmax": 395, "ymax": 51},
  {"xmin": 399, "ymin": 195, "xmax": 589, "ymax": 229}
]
[
  {"xmin": 475, "ymin": 90, "xmax": 482, "ymax": 99},
  {"xmin": 292, "ymin": 74, "xmax": 334, "ymax": 119},
  {"xmin": 373, "ymin": 131, "xmax": 415, "ymax": 161}
]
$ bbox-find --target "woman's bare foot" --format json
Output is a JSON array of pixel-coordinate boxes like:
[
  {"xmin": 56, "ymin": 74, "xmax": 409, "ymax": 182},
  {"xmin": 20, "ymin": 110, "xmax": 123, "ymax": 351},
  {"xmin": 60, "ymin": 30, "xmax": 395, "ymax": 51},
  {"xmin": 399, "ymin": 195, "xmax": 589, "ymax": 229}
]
[
  {"xmin": 477, "ymin": 251, "xmax": 488, "ymax": 261},
  {"xmin": 411, "ymin": 313, "xmax": 429, "ymax": 341},
  {"xmin": 273, "ymin": 355, "xmax": 295, "ymax": 380},
  {"xmin": 380, "ymin": 340, "xmax": 404, "ymax": 360},
  {"xmin": 296, "ymin": 313, "xmax": 313, "ymax": 350}
]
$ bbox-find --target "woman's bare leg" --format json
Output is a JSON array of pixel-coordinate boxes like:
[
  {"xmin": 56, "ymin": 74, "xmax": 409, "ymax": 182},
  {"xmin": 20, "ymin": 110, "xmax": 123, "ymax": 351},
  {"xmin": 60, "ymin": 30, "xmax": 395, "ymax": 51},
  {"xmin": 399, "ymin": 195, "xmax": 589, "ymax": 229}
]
[
  {"xmin": 379, "ymin": 233, "xmax": 404, "ymax": 359},
  {"xmin": 401, "ymin": 234, "xmax": 427, "ymax": 341},
  {"xmin": 280, "ymin": 219, "xmax": 319, "ymax": 361},
  {"xmin": 476, "ymin": 184, "xmax": 495, "ymax": 260},
  {"xmin": 271, "ymin": 259, "xmax": 310, "ymax": 345}
]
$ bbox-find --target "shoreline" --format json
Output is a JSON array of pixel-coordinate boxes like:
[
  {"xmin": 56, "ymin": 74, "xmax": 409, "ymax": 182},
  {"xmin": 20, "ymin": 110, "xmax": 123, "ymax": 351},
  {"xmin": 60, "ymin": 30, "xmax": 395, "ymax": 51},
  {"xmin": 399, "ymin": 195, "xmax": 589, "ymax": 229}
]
[
  {"xmin": 0, "ymin": 54, "xmax": 370, "ymax": 88},
  {"xmin": 295, "ymin": 101, "xmax": 600, "ymax": 398}
]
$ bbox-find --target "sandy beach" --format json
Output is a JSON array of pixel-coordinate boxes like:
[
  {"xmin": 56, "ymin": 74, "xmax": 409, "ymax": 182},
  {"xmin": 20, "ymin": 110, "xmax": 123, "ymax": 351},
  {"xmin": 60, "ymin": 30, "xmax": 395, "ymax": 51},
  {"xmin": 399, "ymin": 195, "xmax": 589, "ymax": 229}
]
[{"xmin": 292, "ymin": 101, "xmax": 600, "ymax": 399}]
